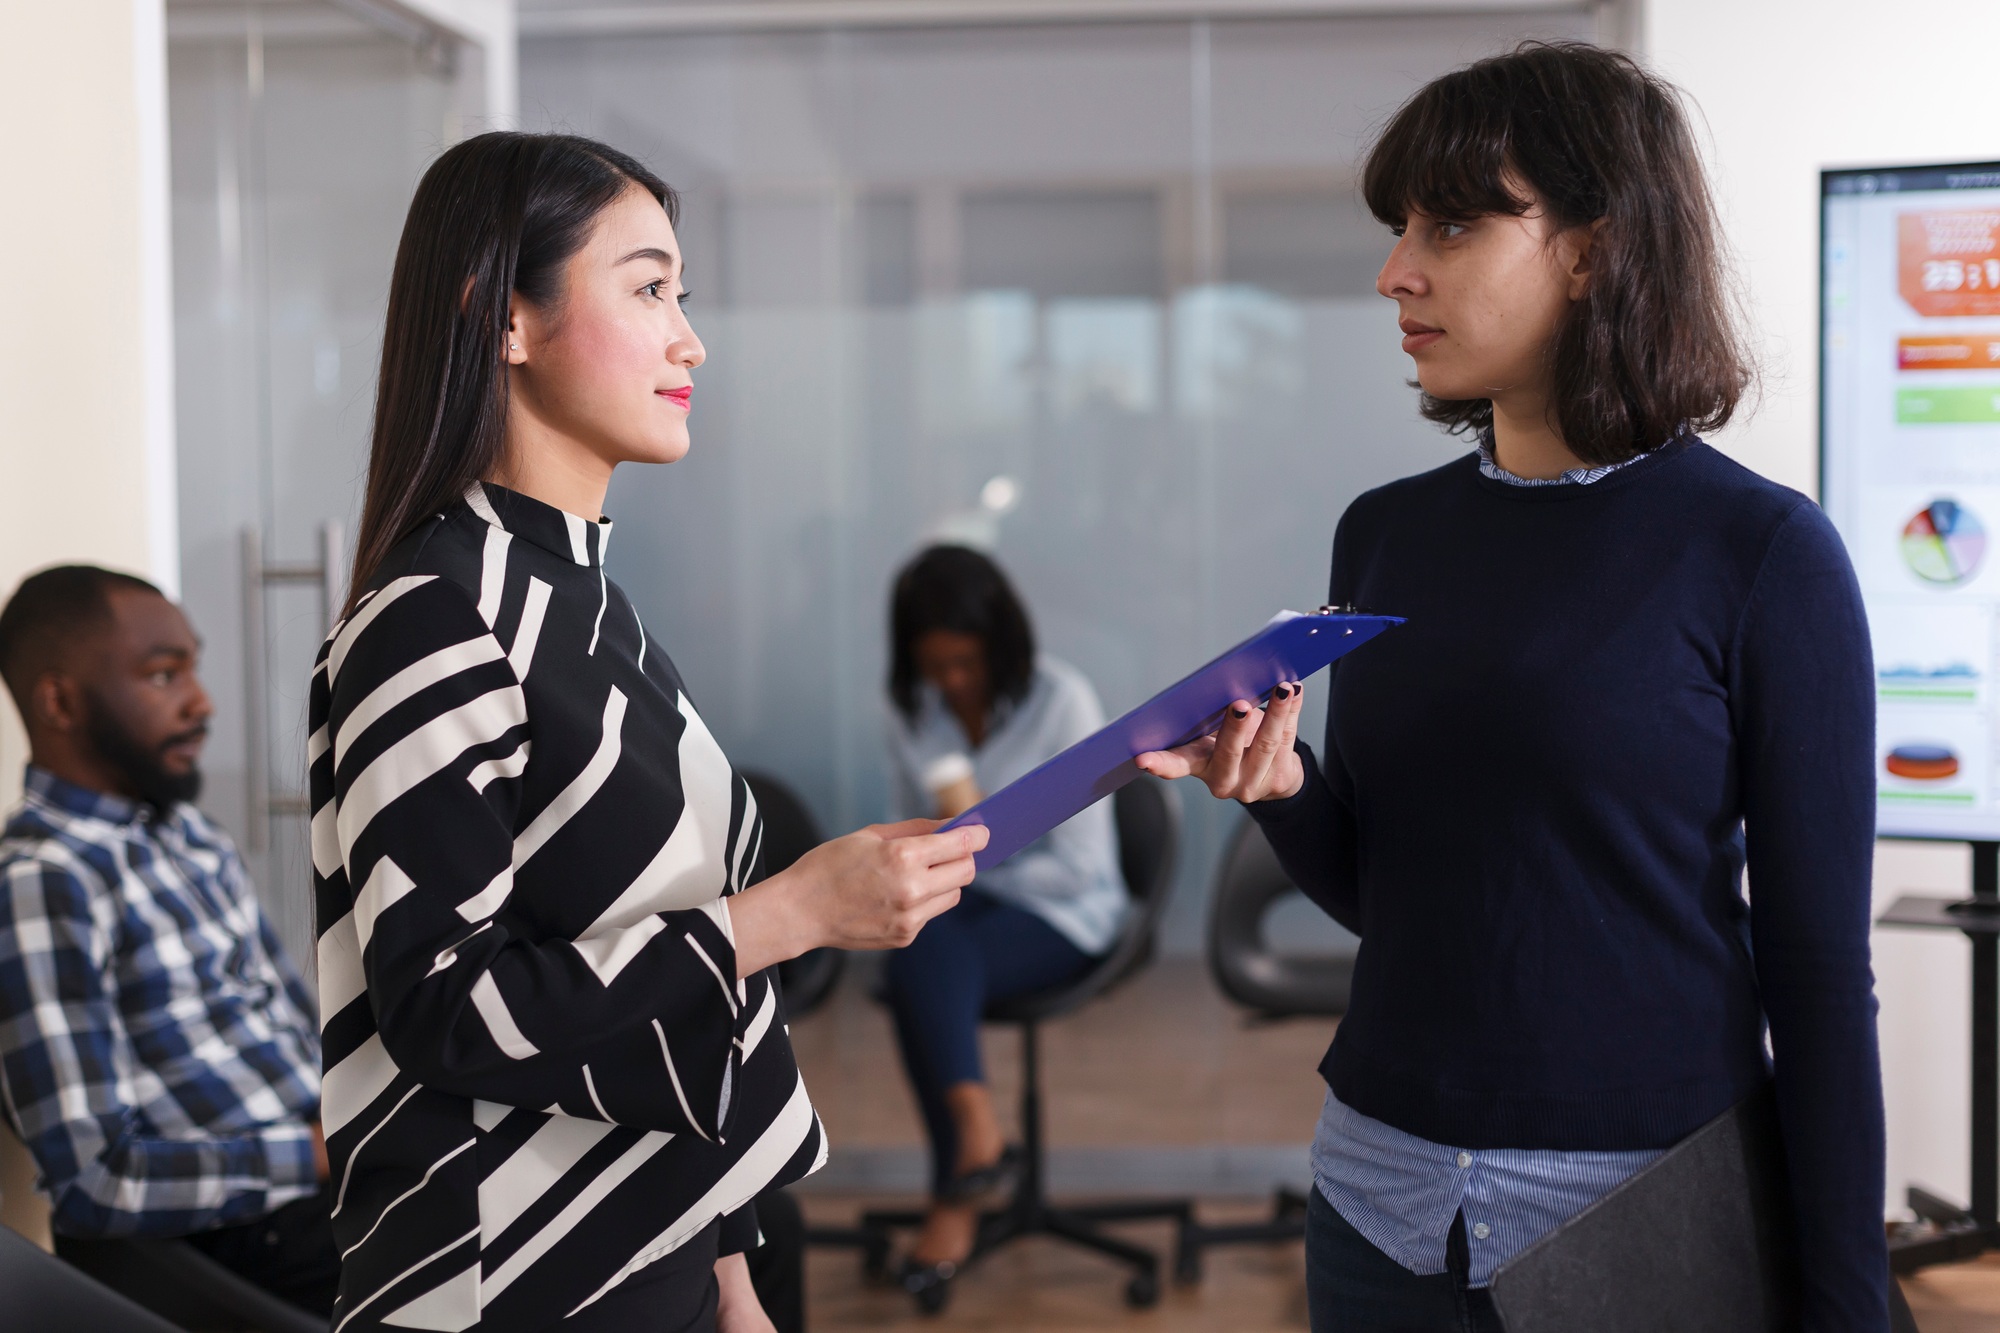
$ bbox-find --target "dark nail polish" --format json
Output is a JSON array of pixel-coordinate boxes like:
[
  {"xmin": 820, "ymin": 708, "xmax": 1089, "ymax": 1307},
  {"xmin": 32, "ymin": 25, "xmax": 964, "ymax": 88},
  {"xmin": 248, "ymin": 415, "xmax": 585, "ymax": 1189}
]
[{"xmin": 1231, "ymin": 707, "xmax": 1249, "ymax": 719}]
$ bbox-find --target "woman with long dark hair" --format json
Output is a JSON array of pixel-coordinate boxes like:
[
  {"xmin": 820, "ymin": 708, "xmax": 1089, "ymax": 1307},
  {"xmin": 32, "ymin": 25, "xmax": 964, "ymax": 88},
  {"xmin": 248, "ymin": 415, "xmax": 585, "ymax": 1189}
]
[
  {"xmin": 879, "ymin": 545, "xmax": 1125, "ymax": 1298},
  {"xmin": 307, "ymin": 132, "xmax": 984, "ymax": 1333},
  {"xmin": 1141, "ymin": 44, "xmax": 1888, "ymax": 1331}
]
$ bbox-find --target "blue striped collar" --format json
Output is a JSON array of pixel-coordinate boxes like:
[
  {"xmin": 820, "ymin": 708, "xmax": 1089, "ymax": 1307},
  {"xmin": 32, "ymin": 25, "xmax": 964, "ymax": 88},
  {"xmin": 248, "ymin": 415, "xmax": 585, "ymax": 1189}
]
[{"xmin": 1474, "ymin": 434, "xmax": 1645, "ymax": 487}]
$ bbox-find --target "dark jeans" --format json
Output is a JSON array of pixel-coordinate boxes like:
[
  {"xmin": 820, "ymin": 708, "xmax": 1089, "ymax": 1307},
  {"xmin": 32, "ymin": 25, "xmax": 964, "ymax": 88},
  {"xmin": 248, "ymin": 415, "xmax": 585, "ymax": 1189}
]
[
  {"xmin": 1306, "ymin": 1185, "xmax": 1503, "ymax": 1333},
  {"xmin": 182, "ymin": 1181, "xmax": 342, "ymax": 1315},
  {"xmin": 881, "ymin": 888, "xmax": 1093, "ymax": 1195}
]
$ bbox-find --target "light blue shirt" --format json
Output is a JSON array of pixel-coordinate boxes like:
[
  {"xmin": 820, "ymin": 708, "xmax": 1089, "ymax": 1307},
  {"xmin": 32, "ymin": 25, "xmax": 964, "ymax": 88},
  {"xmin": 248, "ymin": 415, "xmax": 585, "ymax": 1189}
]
[
  {"xmin": 1312, "ymin": 1093, "xmax": 1663, "ymax": 1286},
  {"xmin": 886, "ymin": 655, "xmax": 1127, "ymax": 954},
  {"xmin": 1311, "ymin": 438, "xmax": 1660, "ymax": 1285}
]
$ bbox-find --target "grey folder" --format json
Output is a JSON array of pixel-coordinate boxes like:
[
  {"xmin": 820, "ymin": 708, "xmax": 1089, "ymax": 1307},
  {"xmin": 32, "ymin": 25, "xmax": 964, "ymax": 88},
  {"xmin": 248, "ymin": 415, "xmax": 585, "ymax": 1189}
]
[{"xmin": 1487, "ymin": 1084, "xmax": 1801, "ymax": 1333}]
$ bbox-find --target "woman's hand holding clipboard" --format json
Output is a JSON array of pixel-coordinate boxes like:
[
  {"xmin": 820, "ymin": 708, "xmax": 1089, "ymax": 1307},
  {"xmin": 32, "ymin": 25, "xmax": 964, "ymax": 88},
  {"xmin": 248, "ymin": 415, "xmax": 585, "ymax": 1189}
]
[
  {"xmin": 1134, "ymin": 677, "xmax": 1310, "ymax": 803},
  {"xmin": 941, "ymin": 609, "xmax": 1401, "ymax": 872}
]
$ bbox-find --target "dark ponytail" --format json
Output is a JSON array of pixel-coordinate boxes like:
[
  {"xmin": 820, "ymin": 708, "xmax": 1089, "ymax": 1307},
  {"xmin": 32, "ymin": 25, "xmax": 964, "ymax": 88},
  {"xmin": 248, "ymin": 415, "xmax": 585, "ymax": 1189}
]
[{"xmin": 346, "ymin": 132, "xmax": 677, "ymax": 613}]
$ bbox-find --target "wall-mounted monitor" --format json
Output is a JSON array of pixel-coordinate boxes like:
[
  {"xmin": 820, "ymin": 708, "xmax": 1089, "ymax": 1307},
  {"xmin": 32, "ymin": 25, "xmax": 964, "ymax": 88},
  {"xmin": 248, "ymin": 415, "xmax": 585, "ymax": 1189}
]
[{"xmin": 1822, "ymin": 161, "xmax": 2000, "ymax": 840}]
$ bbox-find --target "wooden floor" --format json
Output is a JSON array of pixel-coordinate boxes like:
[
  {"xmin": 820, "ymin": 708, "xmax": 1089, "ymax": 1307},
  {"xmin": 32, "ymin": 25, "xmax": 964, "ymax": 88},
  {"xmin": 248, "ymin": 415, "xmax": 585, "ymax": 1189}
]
[
  {"xmin": 1900, "ymin": 1255, "xmax": 2000, "ymax": 1333},
  {"xmin": 790, "ymin": 958, "xmax": 1333, "ymax": 1153},
  {"xmin": 789, "ymin": 960, "xmax": 2000, "ymax": 1330}
]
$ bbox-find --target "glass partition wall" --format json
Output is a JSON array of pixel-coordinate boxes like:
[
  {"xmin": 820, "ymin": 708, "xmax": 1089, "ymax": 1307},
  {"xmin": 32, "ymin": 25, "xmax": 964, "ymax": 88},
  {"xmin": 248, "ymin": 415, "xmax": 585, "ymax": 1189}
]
[
  {"xmin": 523, "ymin": 12, "xmax": 1593, "ymax": 951},
  {"xmin": 167, "ymin": 1, "xmax": 460, "ymax": 964}
]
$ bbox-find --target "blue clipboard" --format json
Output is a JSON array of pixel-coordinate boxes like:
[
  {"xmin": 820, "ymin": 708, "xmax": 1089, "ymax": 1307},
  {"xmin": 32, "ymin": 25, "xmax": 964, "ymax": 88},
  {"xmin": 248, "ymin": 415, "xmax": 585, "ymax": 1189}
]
[{"xmin": 943, "ymin": 609, "xmax": 1402, "ymax": 871}]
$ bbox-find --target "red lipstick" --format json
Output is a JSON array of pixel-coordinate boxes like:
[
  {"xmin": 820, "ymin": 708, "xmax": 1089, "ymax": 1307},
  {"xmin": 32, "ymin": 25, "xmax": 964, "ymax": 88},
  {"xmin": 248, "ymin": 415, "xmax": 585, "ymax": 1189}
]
[{"xmin": 661, "ymin": 386, "xmax": 692, "ymax": 410}]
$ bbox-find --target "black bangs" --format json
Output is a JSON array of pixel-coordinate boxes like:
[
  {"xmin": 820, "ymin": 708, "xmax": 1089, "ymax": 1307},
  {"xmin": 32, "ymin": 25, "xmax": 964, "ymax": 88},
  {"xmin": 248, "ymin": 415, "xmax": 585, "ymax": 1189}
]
[{"xmin": 1361, "ymin": 88, "xmax": 1529, "ymax": 229}]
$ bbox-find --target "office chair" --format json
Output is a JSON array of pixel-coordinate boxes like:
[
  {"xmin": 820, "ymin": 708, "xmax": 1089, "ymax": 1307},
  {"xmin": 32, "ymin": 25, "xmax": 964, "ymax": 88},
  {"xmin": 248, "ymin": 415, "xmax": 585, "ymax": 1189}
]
[
  {"xmin": 743, "ymin": 770, "xmax": 847, "ymax": 1018},
  {"xmin": 853, "ymin": 775, "xmax": 1186, "ymax": 1314},
  {"xmin": 1208, "ymin": 811, "xmax": 1357, "ymax": 1018},
  {"xmin": 55, "ymin": 1233, "xmax": 329, "ymax": 1333},
  {"xmin": 0, "ymin": 1221, "xmax": 185, "ymax": 1333},
  {"xmin": 1172, "ymin": 814, "xmax": 1355, "ymax": 1280}
]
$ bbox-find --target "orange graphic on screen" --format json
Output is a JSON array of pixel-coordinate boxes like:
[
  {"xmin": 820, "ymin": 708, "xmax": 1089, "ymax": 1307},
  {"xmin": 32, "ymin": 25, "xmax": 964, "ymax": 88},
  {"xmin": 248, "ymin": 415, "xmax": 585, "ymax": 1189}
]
[
  {"xmin": 1899, "ymin": 335, "xmax": 2000, "ymax": 370},
  {"xmin": 1899, "ymin": 210, "xmax": 2000, "ymax": 317}
]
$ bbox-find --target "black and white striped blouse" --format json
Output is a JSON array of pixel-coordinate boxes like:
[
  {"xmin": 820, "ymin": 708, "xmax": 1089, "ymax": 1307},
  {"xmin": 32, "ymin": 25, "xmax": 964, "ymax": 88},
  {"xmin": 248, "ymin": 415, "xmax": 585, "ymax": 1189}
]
[{"xmin": 308, "ymin": 482, "xmax": 824, "ymax": 1332}]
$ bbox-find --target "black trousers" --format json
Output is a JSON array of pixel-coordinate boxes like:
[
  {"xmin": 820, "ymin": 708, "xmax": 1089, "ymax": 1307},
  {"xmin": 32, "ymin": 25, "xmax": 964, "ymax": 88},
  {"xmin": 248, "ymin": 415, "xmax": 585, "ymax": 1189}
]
[
  {"xmin": 182, "ymin": 1182, "xmax": 343, "ymax": 1315},
  {"xmin": 567, "ymin": 1188, "xmax": 803, "ymax": 1333},
  {"xmin": 57, "ymin": 1182, "xmax": 341, "ymax": 1321},
  {"xmin": 566, "ymin": 1219, "xmax": 722, "ymax": 1333},
  {"xmin": 746, "ymin": 1189, "xmax": 805, "ymax": 1333}
]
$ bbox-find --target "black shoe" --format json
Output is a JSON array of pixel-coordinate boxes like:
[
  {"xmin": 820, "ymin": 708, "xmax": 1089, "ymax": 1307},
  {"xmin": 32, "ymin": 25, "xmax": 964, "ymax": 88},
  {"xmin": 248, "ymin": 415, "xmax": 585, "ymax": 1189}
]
[
  {"xmin": 898, "ymin": 1257, "xmax": 957, "ymax": 1314},
  {"xmin": 939, "ymin": 1144, "xmax": 1021, "ymax": 1202}
]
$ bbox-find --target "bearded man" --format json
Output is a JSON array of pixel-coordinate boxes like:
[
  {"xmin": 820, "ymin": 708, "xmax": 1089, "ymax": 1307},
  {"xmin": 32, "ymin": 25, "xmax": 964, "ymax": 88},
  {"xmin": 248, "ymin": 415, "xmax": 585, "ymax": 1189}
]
[{"xmin": 0, "ymin": 565, "xmax": 336, "ymax": 1315}]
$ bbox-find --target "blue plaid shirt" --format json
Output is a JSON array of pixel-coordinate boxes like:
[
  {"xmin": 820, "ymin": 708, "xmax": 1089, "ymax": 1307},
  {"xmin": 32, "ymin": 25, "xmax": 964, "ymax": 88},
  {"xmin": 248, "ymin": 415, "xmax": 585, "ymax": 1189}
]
[
  {"xmin": 1310, "ymin": 437, "xmax": 1660, "ymax": 1285},
  {"xmin": 0, "ymin": 767, "xmax": 322, "ymax": 1236}
]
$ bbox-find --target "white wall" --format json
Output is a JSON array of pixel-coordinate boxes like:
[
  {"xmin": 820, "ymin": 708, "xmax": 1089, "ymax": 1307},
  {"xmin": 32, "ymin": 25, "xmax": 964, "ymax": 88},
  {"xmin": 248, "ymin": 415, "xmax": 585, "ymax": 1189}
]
[
  {"xmin": 0, "ymin": 0, "xmax": 179, "ymax": 813},
  {"xmin": 400, "ymin": 0, "xmax": 518, "ymax": 127},
  {"xmin": 1647, "ymin": 0, "xmax": 2000, "ymax": 1221}
]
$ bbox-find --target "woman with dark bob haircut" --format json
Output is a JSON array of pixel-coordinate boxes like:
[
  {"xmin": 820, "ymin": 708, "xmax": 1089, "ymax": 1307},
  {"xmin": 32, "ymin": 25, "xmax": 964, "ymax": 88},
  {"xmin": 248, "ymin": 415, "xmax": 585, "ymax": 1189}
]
[
  {"xmin": 1141, "ymin": 42, "xmax": 1888, "ymax": 1330},
  {"xmin": 880, "ymin": 545, "xmax": 1125, "ymax": 1299},
  {"xmin": 308, "ymin": 133, "xmax": 984, "ymax": 1333}
]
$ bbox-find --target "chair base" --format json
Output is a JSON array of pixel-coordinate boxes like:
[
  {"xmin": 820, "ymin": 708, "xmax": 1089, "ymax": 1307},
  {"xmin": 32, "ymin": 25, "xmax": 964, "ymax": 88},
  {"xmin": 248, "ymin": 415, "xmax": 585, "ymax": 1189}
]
[
  {"xmin": 808, "ymin": 1017, "xmax": 1198, "ymax": 1315},
  {"xmin": 808, "ymin": 1163, "xmax": 1312, "ymax": 1304},
  {"xmin": 852, "ymin": 1192, "xmax": 1190, "ymax": 1314},
  {"xmin": 1170, "ymin": 1187, "xmax": 1309, "ymax": 1282}
]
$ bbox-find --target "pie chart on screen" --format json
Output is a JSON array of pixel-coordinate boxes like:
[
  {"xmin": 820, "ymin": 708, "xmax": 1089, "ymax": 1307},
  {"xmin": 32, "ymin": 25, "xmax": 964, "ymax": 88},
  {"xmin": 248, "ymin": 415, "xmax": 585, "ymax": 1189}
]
[{"xmin": 1902, "ymin": 499, "xmax": 1987, "ymax": 586}]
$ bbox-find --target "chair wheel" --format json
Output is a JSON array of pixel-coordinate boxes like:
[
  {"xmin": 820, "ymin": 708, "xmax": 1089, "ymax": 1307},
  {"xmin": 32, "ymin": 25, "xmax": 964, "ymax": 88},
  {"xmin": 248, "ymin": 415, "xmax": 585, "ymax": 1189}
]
[
  {"xmin": 902, "ymin": 1259, "xmax": 956, "ymax": 1315},
  {"xmin": 1126, "ymin": 1271, "xmax": 1160, "ymax": 1308},
  {"xmin": 1173, "ymin": 1240, "xmax": 1201, "ymax": 1284},
  {"xmin": 861, "ymin": 1235, "xmax": 890, "ymax": 1281}
]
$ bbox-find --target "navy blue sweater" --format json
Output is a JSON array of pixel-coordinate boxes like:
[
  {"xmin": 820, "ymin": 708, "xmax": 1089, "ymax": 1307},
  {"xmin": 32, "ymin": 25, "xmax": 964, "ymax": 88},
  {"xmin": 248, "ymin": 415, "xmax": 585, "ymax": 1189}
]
[{"xmin": 1251, "ymin": 438, "xmax": 1887, "ymax": 1327}]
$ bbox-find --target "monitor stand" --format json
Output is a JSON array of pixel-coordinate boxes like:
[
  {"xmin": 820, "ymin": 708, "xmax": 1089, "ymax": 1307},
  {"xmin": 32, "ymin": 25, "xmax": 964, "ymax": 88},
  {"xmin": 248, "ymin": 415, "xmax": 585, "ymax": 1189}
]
[{"xmin": 1878, "ymin": 838, "xmax": 2000, "ymax": 1273}]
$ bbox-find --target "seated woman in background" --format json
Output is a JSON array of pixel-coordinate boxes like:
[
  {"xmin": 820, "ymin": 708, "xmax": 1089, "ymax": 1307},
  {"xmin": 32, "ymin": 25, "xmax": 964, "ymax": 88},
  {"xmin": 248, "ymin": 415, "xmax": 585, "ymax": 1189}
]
[{"xmin": 882, "ymin": 545, "xmax": 1127, "ymax": 1292}]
